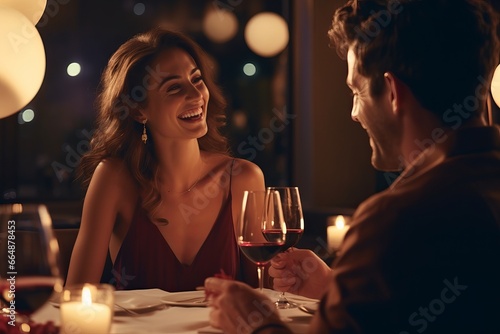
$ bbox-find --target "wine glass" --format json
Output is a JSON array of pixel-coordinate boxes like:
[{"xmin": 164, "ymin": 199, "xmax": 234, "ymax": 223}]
[
  {"xmin": 238, "ymin": 190, "xmax": 286, "ymax": 291},
  {"xmin": 0, "ymin": 203, "xmax": 63, "ymax": 326},
  {"xmin": 267, "ymin": 187, "xmax": 304, "ymax": 309}
]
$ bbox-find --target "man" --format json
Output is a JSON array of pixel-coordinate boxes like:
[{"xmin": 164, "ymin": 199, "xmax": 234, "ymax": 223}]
[{"xmin": 204, "ymin": 0, "xmax": 500, "ymax": 333}]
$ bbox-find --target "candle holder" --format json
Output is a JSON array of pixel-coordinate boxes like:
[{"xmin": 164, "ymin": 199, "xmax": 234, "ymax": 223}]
[
  {"xmin": 60, "ymin": 283, "xmax": 114, "ymax": 334},
  {"xmin": 327, "ymin": 215, "xmax": 351, "ymax": 254}
]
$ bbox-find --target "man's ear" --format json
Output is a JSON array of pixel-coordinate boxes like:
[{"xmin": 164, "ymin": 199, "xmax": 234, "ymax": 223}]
[{"xmin": 384, "ymin": 72, "xmax": 406, "ymax": 116}]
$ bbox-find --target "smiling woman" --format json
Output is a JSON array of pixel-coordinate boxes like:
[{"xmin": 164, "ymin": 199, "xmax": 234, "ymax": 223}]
[
  {"xmin": 0, "ymin": 0, "xmax": 292, "ymax": 206},
  {"xmin": 138, "ymin": 48, "xmax": 210, "ymax": 145},
  {"xmin": 65, "ymin": 28, "xmax": 265, "ymax": 292}
]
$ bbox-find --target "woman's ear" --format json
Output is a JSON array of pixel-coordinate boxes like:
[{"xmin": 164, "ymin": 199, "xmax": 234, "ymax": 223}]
[
  {"xmin": 132, "ymin": 110, "xmax": 147, "ymax": 124},
  {"xmin": 384, "ymin": 72, "xmax": 406, "ymax": 116}
]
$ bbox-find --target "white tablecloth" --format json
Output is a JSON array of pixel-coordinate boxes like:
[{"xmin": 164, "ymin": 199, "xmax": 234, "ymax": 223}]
[{"xmin": 33, "ymin": 288, "xmax": 316, "ymax": 334}]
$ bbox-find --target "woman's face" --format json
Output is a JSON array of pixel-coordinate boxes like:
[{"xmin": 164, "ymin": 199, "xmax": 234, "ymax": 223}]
[{"xmin": 139, "ymin": 47, "xmax": 210, "ymax": 142}]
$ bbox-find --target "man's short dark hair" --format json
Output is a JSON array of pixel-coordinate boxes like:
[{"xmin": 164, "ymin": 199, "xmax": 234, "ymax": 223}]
[{"xmin": 329, "ymin": 0, "xmax": 500, "ymax": 124}]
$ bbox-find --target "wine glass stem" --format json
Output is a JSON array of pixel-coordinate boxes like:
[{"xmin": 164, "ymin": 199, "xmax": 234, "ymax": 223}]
[{"xmin": 257, "ymin": 266, "xmax": 265, "ymax": 291}]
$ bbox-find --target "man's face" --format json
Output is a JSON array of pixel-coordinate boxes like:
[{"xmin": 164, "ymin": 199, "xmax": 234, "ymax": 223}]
[{"xmin": 346, "ymin": 49, "xmax": 402, "ymax": 171}]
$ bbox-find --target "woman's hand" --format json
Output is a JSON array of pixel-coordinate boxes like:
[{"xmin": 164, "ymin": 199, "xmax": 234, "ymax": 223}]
[
  {"xmin": 268, "ymin": 248, "xmax": 331, "ymax": 300},
  {"xmin": 204, "ymin": 278, "xmax": 290, "ymax": 334}
]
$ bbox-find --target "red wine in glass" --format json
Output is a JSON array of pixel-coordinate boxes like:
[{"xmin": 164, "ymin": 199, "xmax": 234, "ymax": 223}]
[
  {"xmin": 239, "ymin": 242, "xmax": 284, "ymax": 265},
  {"xmin": 238, "ymin": 190, "xmax": 286, "ymax": 291},
  {"xmin": 263, "ymin": 229, "xmax": 304, "ymax": 252},
  {"xmin": 266, "ymin": 187, "xmax": 305, "ymax": 309},
  {"xmin": 0, "ymin": 204, "xmax": 62, "ymax": 325},
  {"xmin": 0, "ymin": 277, "xmax": 59, "ymax": 316}
]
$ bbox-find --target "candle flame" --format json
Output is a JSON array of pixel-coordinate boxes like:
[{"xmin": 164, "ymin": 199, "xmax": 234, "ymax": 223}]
[
  {"xmin": 82, "ymin": 286, "xmax": 92, "ymax": 306},
  {"xmin": 335, "ymin": 215, "xmax": 345, "ymax": 229}
]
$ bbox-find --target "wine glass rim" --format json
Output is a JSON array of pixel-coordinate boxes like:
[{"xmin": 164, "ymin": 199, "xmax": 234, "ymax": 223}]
[
  {"xmin": 266, "ymin": 186, "xmax": 299, "ymax": 190},
  {"xmin": 0, "ymin": 202, "xmax": 63, "ymax": 283}
]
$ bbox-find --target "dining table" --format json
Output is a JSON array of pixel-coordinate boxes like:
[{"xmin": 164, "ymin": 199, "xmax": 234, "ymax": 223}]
[{"xmin": 32, "ymin": 288, "xmax": 317, "ymax": 334}]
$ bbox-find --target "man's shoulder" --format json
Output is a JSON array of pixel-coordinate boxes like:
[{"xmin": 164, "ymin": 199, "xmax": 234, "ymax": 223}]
[{"xmin": 353, "ymin": 155, "xmax": 500, "ymax": 229}]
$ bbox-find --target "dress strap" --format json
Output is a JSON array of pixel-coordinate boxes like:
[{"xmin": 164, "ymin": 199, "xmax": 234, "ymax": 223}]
[{"xmin": 228, "ymin": 158, "xmax": 235, "ymax": 197}]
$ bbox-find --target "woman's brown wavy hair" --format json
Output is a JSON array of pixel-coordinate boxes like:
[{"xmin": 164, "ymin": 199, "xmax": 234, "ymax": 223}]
[{"xmin": 78, "ymin": 27, "xmax": 229, "ymax": 214}]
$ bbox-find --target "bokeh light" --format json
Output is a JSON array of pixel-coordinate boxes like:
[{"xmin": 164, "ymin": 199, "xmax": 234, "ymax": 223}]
[
  {"xmin": 232, "ymin": 110, "xmax": 248, "ymax": 129},
  {"xmin": 244, "ymin": 12, "xmax": 289, "ymax": 57},
  {"xmin": 133, "ymin": 3, "xmax": 146, "ymax": 16},
  {"xmin": 67, "ymin": 62, "xmax": 81, "ymax": 77},
  {"xmin": 203, "ymin": 9, "xmax": 238, "ymax": 43},
  {"xmin": 0, "ymin": 6, "xmax": 46, "ymax": 119},
  {"xmin": 492, "ymin": 64, "xmax": 500, "ymax": 108},
  {"xmin": 243, "ymin": 63, "xmax": 256, "ymax": 76},
  {"xmin": 18, "ymin": 108, "xmax": 35, "ymax": 124}
]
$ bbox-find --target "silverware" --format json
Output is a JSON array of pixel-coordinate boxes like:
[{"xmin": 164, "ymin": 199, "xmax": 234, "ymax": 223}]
[
  {"xmin": 114, "ymin": 303, "xmax": 166, "ymax": 316},
  {"xmin": 297, "ymin": 304, "xmax": 316, "ymax": 315},
  {"xmin": 176, "ymin": 296, "xmax": 207, "ymax": 303},
  {"xmin": 114, "ymin": 303, "xmax": 142, "ymax": 316}
]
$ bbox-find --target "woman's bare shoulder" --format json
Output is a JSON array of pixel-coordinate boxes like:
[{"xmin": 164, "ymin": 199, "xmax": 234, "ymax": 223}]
[
  {"xmin": 231, "ymin": 158, "xmax": 263, "ymax": 177},
  {"xmin": 93, "ymin": 158, "xmax": 133, "ymax": 182},
  {"xmin": 205, "ymin": 154, "xmax": 264, "ymax": 182},
  {"xmin": 87, "ymin": 158, "xmax": 138, "ymax": 203},
  {"xmin": 230, "ymin": 158, "xmax": 265, "ymax": 191},
  {"xmin": 95, "ymin": 157, "xmax": 126, "ymax": 172}
]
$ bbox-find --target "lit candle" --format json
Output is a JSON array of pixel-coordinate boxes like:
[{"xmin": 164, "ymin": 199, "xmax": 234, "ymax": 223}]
[
  {"xmin": 327, "ymin": 215, "xmax": 350, "ymax": 251},
  {"xmin": 60, "ymin": 285, "xmax": 113, "ymax": 334}
]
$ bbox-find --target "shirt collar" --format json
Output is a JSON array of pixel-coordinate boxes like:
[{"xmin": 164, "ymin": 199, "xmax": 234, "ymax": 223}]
[{"xmin": 390, "ymin": 125, "xmax": 500, "ymax": 189}]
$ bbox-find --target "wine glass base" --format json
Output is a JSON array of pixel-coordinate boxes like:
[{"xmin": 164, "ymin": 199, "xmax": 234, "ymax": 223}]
[{"xmin": 275, "ymin": 299, "xmax": 297, "ymax": 309}]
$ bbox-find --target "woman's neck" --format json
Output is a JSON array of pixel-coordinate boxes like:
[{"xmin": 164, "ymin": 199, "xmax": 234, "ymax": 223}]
[{"xmin": 154, "ymin": 139, "xmax": 205, "ymax": 193}]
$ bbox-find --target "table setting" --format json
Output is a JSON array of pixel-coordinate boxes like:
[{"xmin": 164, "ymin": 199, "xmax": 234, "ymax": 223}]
[
  {"xmin": 31, "ymin": 287, "xmax": 317, "ymax": 333},
  {"xmin": 1, "ymin": 191, "xmax": 318, "ymax": 333}
]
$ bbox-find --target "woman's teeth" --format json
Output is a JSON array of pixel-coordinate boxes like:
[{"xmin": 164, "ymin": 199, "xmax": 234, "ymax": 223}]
[{"xmin": 179, "ymin": 108, "xmax": 202, "ymax": 119}]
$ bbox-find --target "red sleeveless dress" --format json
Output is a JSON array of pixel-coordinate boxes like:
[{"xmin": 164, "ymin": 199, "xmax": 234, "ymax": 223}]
[{"xmin": 112, "ymin": 175, "xmax": 239, "ymax": 292}]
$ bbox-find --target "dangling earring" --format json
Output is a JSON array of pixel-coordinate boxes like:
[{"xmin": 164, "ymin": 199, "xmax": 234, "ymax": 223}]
[{"xmin": 141, "ymin": 119, "xmax": 148, "ymax": 144}]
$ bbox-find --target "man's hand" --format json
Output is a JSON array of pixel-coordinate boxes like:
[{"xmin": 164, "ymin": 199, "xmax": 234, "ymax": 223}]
[
  {"xmin": 204, "ymin": 278, "xmax": 290, "ymax": 334},
  {"xmin": 268, "ymin": 248, "xmax": 331, "ymax": 299}
]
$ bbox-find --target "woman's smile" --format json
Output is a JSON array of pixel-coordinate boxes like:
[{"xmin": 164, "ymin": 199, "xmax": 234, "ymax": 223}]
[{"xmin": 178, "ymin": 106, "xmax": 204, "ymax": 122}]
